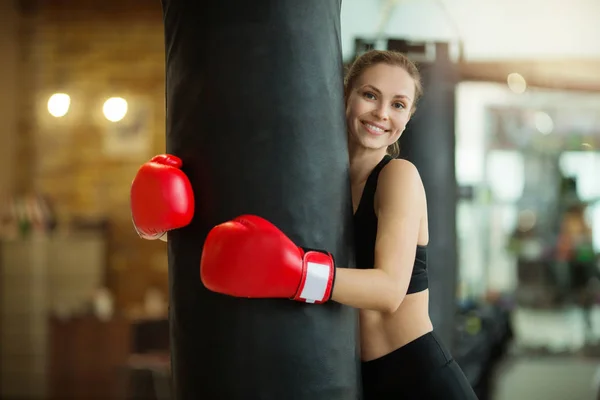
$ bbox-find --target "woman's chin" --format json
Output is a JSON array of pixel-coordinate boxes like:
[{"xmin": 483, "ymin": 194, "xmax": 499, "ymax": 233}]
[{"xmin": 349, "ymin": 132, "xmax": 388, "ymax": 151}]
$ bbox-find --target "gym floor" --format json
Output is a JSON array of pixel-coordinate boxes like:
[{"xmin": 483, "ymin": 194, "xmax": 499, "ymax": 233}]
[
  {"xmin": 490, "ymin": 306, "xmax": 600, "ymax": 400},
  {"xmin": 492, "ymin": 355, "xmax": 598, "ymax": 400}
]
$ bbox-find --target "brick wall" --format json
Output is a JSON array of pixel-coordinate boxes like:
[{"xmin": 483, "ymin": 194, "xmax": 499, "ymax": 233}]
[{"xmin": 20, "ymin": 1, "xmax": 169, "ymax": 309}]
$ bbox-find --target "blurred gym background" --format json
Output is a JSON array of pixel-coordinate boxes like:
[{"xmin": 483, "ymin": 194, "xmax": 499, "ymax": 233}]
[{"xmin": 1, "ymin": 0, "xmax": 600, "ymax": 399}]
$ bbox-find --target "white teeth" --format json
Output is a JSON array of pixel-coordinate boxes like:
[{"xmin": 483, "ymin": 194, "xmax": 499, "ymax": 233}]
[{"xmin": 365, "ymin": 123, "xmax": 384, "ymax": 132}]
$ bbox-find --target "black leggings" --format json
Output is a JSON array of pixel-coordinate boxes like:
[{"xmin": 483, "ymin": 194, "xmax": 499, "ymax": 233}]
[{"xmin": 361, "ymin": 331, "xmax": 478, "ymax": 400}]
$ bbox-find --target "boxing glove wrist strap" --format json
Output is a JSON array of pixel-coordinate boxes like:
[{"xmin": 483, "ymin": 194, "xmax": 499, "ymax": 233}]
[
  {"xmin": 132, "ymin": 217, "xmax": 166, "ymax": 241},
  {"xmin": 293, "ymin": 249, "xmax": 336, "ymax": 304}
]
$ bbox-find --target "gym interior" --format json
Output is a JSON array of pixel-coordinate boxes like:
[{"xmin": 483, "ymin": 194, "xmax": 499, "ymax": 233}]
[{"xmin": 1, "ymin": 0, "xmax": 599, "ymax": 399}]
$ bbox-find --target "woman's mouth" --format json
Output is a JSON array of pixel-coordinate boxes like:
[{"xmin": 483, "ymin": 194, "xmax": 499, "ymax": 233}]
[{"xmin": 361, "ymin": 121, "xmax": 387, "ymax": 136}]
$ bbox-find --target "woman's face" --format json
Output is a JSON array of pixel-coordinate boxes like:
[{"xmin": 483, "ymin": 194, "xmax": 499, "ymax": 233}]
[{"xmin": 345, "ymin": 63, "xmax": 416, "ymax": 152}]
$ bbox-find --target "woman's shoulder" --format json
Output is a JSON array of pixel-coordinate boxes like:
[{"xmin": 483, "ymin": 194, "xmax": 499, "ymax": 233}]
[
  {"xmin": 375, "ymin": 157, "xmax": 426, "ymax": 209},
  {"xmin": 379, "ymin": 158, "xmax": 422, "ymax": 188}
]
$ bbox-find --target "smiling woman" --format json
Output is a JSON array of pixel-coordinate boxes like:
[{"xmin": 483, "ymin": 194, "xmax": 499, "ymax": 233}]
[
  {"xmin": 344, "ymin": 50, "xmax": 423, "ymax": 158},
  {"xmin": 338, "ymin": 49, "xmax": 478, "ymax": 399},
  {"xmin": 194, "ymin": 48, "xmax": 479, "ymax": 399}
]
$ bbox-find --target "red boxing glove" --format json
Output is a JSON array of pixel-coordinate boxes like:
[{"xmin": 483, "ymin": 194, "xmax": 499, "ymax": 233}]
[
  {"xmin": 200, "ymin": 215, "xmax": 335, "ymax": 304},
  {"xmin": 130, "ymin": 154, "xmax": 194, "ymax": 240}
]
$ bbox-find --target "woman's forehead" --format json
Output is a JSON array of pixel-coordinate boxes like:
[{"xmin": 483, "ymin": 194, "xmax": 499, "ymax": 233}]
[{"xmin": 357, "ymin": 64, "xmax": 415, "ymax": 98}]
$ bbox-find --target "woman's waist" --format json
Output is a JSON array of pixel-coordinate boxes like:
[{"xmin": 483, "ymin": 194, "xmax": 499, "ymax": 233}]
[
  {"xmin": 360, "ymin": 330, "xmax": 452, "ymax": 384},
  {"xmin": 359, "ymin": 292, "xmax": 433, "ymax": 361}
]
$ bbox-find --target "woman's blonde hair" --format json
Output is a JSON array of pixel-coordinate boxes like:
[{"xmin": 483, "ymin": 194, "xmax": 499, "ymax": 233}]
[{"xmin": 344, "ymin": 50, "xmax": 422, "ymax": 158}]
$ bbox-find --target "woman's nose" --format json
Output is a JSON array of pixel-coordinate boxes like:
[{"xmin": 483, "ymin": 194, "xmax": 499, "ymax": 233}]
[{"xmin": 371, "ymin": 106, "xmax": 389, "ymax": 121}]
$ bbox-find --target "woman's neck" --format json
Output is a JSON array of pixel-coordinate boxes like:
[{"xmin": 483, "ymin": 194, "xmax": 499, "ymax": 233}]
[{"xmin": 348, "ymin": 143, "xmax": 388, "ymax": 186}]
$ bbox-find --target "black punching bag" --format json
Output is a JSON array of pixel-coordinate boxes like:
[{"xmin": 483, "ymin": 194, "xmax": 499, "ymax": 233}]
[
  {"xmin": 388, "ymin": 40, "xmax": 460, "ymax": 347},
  {"xmin": 161, "ymin": 1, "xmax": 360, "ymax": 399}
]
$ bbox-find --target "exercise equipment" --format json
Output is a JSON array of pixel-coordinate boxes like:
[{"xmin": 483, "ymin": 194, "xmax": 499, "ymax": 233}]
[{"xmin": 162, "ymin": 0, "xmax": 360, "ymax": 398}]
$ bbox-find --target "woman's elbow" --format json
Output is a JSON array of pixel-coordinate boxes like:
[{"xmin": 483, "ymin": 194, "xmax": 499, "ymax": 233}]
[{"xmin": 381, "ymin": 291, "xmax": 404, "ymax": 314}]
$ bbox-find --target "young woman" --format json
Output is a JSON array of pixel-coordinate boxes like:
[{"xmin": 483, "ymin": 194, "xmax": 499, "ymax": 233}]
[
  {"xmin": 336, "ymin": 49, "xmax": 478, "ymax": 399},
  {"xmin": 132, "ymin": 49, "xmax": 478, "ymax": 399},
  {"xmin": 198, "ymin": 49, "xmax": 478, "ymax": 399}
]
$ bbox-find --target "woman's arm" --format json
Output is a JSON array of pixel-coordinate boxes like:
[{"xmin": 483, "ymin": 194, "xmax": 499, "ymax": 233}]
[{"xmin": 331, "ymin": 159, "xmax": 427, "ymax": 313}]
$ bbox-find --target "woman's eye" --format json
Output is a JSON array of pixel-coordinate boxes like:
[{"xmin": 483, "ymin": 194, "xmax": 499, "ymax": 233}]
[
  {"xmin": 393, "ymin": 102, "xmax": 405, "ymax": 109},
  {"xmin": 363, "ymin": 92, "xmax": 376, "ymax": 100}
]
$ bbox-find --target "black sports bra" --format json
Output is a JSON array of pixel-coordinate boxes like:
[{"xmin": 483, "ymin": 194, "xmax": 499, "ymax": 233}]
[{"xmin": 353, "ymin": 155, "xmax": 428, "ymax": 295}]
